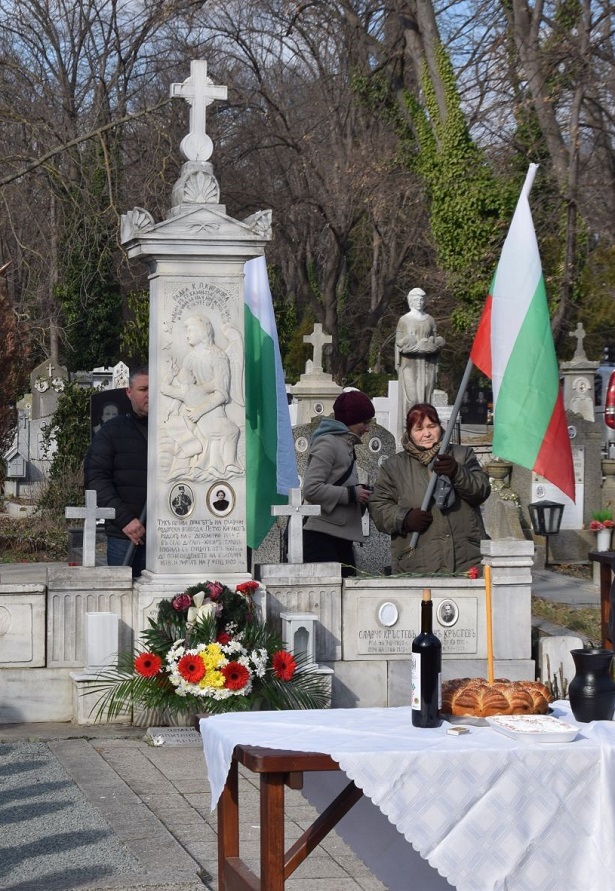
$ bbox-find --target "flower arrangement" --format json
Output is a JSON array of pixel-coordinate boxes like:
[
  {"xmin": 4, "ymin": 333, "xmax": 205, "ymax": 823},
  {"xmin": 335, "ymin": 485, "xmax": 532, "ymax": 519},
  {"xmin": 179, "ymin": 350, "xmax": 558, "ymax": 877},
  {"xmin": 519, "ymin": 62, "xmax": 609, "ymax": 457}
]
[
  {"xmin": 91, "ymin": 580, "xmax": 328, "ymax": 721},
  {"xmin": 589, "ymin": 509, "xmax": 614, "ymax": 531}
]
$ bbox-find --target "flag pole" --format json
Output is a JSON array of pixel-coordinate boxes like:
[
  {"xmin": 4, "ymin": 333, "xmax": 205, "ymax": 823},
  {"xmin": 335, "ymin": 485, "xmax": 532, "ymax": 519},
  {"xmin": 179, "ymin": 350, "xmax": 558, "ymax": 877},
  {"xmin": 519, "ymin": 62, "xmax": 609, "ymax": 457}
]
[{"xmin": 408, "ymin": 162, "xmax": 541, "ymax": 551}]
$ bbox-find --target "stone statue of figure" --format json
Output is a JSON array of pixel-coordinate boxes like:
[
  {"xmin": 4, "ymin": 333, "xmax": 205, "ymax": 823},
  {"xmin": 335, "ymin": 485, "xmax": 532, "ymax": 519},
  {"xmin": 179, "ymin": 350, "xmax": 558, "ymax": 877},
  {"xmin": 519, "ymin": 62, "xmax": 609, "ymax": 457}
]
[
  {"xmin": 160, "ymin": 315, "xmax": 243, "ymax": 483},
  {"xmin": 396, "ymin": 287, "xmax": 445, "ymax": 424}
]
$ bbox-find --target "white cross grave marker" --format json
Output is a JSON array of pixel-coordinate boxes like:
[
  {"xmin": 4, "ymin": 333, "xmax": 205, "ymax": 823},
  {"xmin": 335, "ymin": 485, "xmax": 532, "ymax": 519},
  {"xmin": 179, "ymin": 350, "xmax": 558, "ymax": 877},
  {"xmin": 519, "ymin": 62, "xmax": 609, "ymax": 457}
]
[
  {"xmin": 271, "ymin": 488, "xmax": 320, "ymax": 563},
  {"xmin": 303, "ymin": 323, "xmax": 332, "ymax": 373},
  {"xmin": 65, "ymin": 489, "xmax": 115, "ymax": 567},
  {"xmin": 170, "ymin": 59, "xmax": 228, "ymax": 163}
]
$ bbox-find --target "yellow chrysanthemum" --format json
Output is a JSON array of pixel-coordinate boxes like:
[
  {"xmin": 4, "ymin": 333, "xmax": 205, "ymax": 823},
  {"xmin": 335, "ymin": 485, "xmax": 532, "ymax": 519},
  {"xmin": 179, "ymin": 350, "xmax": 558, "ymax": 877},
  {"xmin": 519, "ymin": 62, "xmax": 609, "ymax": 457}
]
[
  {"xmin": 200, "ymin": 669, "xmax": 225, "ymax": 689},
  {"xmin": 200, "ymin": 643, "xmax": 224, "ymax": 671}
]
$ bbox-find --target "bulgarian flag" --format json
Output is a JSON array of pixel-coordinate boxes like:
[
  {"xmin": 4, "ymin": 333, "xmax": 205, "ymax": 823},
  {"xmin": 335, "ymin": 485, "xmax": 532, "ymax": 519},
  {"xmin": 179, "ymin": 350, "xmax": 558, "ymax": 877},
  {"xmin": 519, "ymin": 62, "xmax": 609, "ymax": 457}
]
[
  {"xmin": 244, "ymin": 255, "xmax": 299, "ymax": 549},
  {"xmin": 471, "ymin": 164, "xmax": 575, "ymax": 501}
]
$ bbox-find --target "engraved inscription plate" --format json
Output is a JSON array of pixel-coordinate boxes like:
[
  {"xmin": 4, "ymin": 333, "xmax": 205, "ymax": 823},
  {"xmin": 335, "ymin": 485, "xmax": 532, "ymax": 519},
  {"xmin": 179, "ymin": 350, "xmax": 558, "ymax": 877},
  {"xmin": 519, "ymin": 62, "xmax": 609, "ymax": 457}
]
[
  {"xmin": 156, "ymin": 517, "xmax": 246, "ymax": 572},
  {"xmin": 355, "ymin": 596, "xmax": 478, "ymax": 656}
]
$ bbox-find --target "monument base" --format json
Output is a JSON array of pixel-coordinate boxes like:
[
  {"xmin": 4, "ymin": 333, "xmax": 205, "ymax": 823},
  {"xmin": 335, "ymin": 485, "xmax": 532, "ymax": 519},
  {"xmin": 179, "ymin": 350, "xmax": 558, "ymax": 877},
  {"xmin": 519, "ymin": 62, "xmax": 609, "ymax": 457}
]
[{"xmin": 70, "ymin": 671, "xmax": 132, "ymax": 726}]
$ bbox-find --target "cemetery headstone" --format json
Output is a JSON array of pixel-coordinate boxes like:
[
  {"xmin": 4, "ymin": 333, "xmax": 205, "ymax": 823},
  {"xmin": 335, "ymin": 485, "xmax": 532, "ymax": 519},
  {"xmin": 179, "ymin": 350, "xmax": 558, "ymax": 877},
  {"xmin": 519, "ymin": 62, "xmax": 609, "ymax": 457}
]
[
  {"xmin": 560, "ymin": 323, "xmax": 599, "ymax": 423},
  {"xmin": 271, "ymin": 487, "xmax": 320, "ymax": 563},
  {"xmin": 29, "ymin": 359, "xmax": 68, "ymax": 421},
  {"xmin": 121, "ymin": 59, "xmax": 270, "ymax": 579},
  {"xmin": 289, "ymin": 323, "xmax": 341, "ymax": 426},
  {"xmin": 65, "ymin": 489, "xmax": 115, "ymax": 567}
]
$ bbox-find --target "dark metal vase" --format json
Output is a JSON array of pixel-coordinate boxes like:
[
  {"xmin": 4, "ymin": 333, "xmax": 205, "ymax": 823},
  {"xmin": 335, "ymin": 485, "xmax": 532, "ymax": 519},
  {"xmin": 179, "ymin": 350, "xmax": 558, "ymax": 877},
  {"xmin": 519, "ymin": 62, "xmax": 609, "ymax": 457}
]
[{"xmin": 568, "ymin": 648, "xmax": 615, "ymax": 723}]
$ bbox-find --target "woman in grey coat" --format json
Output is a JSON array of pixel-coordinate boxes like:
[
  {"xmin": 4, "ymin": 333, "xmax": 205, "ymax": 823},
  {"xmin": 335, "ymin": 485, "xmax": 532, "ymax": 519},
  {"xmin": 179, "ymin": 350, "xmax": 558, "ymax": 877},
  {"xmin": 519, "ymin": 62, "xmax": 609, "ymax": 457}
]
[
  {"xmin": 303, "ymin": 390, "xmax": 375, "ymax": 576},
  {"xmin": 369, "ymin": 402, "xmax": 490, "ymax": 575}
]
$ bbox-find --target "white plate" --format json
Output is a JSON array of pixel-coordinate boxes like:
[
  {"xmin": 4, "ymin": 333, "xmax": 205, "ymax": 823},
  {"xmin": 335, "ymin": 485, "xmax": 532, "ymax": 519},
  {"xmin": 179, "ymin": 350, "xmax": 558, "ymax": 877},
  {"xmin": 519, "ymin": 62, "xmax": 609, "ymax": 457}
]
[
  {"xmin": 486, "ymin": 714, "xmax": 578, "ymax": 742},
  {"xmin": 443, "ymin": 707, "xmax": 553, "ymax": 728}
]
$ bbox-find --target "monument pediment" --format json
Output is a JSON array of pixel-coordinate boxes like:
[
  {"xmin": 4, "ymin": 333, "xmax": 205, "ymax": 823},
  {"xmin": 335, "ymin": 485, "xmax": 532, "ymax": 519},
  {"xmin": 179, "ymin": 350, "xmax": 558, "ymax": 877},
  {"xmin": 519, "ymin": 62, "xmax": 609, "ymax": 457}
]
[{"xmin": 121, "ymin": 204, "xmax": 272, "ymax": 248}]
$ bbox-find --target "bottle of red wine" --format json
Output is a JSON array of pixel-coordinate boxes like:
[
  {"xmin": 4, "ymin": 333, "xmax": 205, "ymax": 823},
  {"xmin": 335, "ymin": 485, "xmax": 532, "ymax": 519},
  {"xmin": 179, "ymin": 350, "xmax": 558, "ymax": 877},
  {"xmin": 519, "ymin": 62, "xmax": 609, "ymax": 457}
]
[{"xmin": 411, "ymin": 588, "xmax": 442, "ymax": 727}]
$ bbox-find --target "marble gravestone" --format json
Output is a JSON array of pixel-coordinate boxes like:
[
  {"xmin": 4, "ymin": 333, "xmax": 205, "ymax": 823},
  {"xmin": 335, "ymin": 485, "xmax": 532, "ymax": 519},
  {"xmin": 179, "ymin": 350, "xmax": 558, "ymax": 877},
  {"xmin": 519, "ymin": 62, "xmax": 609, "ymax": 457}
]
[
  {"xmin": 29, "ymin": 359, "xmax": 68, "ymax": 421},
  {"xmin": 121, "ymin": 59, "xmax": 271, "ymax": 584}
]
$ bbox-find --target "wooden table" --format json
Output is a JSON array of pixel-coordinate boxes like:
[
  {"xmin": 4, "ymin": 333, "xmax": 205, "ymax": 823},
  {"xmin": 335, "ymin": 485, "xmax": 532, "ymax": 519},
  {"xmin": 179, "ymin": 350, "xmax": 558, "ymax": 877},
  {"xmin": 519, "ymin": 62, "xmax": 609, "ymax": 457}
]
[
  {"xmin": 218, "ymin": 745, "xmax": 363, "ymax": 891},
  {"xmin": 588, "ymin": 550, "xmax": 615, "ymax": 649}
]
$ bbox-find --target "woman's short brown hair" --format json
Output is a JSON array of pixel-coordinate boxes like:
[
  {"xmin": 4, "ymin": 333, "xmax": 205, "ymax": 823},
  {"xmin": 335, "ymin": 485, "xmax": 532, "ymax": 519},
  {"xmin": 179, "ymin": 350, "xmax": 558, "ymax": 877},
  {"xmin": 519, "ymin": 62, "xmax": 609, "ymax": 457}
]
[{"xmin": 406, "ymin": 402, "xmax": 441, "ymax": 431}]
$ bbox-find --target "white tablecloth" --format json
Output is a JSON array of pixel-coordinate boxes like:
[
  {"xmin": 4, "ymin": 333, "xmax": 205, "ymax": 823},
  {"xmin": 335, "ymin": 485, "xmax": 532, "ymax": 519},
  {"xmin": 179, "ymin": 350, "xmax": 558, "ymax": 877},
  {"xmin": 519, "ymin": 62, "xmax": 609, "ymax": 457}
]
[{"xmin": 200, "ymin": 703, "xmax": 615, "ymax": 891}]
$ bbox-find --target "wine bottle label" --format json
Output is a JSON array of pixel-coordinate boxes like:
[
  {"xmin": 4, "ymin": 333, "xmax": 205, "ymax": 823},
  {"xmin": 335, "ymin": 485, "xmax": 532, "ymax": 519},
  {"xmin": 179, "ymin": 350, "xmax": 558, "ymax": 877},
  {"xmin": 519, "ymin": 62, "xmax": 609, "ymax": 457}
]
[{"xmin": 411, "ymin": 652, "xmax": 420, "ymax": 709}]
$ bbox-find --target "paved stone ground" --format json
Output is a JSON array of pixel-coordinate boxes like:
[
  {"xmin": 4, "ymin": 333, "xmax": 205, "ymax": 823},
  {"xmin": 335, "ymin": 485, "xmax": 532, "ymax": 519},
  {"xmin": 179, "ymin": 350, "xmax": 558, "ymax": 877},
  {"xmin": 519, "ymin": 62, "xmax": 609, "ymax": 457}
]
[{"xmin": 0, "ymin": 722, "xmax": 386, "ymax": 891}]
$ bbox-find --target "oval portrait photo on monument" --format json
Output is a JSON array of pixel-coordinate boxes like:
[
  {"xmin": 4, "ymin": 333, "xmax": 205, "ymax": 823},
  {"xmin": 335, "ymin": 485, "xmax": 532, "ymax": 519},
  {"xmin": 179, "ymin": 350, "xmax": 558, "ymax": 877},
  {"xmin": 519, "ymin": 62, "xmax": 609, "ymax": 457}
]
[
  {"xmin": 207, "ymin": 482, "xmax": 235, "ymax": 517},
  {"xmin": 437, "ymin": 599, "xmax": 458, "ymax": 627},
  {"xmin": 169, "ymin": 483, "xmax": 194, "ymax": 518}
]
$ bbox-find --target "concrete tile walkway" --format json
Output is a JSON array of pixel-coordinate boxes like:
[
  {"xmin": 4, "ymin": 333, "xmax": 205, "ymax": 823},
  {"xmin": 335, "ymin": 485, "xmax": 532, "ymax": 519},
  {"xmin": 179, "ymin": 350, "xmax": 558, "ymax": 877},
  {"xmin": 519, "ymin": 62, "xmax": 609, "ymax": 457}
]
[{"xmin": 0, "ymin": 722, "xmax": 386, "ymax": 891}]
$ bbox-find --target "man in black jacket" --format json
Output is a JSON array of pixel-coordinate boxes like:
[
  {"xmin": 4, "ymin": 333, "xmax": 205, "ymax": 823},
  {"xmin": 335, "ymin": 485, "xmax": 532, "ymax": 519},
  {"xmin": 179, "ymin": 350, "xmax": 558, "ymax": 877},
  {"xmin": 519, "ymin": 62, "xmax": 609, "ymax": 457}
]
[{"xmin": 84, "ymin": 366, "xmax": 148, "ymax": 577}]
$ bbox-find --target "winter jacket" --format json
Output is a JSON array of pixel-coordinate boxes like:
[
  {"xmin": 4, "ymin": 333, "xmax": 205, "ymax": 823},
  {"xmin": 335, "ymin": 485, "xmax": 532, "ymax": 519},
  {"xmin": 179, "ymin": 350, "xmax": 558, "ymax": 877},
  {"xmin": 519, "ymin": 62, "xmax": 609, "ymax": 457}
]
[
  {"xmin": 369, "ymin": 441, "xmax": 490, "ymax": 574},
  {"xmin": 303, "ymin": 417, "xmax": 366, "ymax": 543},
  {"xmin": 84, "ymin": 412, "xmax": 148, "ymax": 539}
]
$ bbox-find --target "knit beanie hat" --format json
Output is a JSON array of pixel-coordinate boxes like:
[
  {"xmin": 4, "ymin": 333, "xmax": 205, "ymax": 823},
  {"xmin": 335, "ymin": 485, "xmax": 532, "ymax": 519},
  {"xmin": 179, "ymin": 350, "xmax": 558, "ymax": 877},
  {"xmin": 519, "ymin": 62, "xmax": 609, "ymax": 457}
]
[{"xmin": 333, "ymin": 390, "xmax": 375, "ymax": 427}]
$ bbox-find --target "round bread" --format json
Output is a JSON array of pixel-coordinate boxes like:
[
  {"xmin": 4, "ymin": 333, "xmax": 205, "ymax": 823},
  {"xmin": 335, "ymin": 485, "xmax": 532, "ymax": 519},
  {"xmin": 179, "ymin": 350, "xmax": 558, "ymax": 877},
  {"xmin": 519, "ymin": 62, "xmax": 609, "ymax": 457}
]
[{"xmin": 442, "ymin": 678, "xmax": 553, "ymax": 717}]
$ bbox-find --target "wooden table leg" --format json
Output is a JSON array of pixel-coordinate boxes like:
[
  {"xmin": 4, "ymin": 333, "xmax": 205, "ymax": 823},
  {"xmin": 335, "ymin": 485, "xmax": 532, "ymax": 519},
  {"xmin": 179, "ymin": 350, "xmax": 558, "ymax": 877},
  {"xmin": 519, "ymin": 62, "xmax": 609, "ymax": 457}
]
[
  {"xmin": 260, "ymin": 771, "xmax": 286, "ymax": 891},
  {"xmin": 218, "ymin": 756, "xmax": 239, "ymax": 891}
]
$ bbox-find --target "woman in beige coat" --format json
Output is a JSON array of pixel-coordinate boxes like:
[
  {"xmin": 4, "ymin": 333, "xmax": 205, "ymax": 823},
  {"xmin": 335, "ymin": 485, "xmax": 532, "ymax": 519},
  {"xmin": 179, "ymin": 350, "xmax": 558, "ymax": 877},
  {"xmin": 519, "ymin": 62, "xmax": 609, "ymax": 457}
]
[{"xmin": 369, "ymin": 403, "xmax": 490, "ymax": 575}]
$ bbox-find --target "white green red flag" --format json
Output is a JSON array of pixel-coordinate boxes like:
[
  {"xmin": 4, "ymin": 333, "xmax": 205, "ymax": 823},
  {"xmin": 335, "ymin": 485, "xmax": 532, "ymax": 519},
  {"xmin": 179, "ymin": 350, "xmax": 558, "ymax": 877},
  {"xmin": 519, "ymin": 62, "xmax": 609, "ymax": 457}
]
[
  {"xmin": 470, "ymin": 164, "xmax": 575, "ymax": 500},
  {"xmin": 244, "ymin": 256, "xmax": 299, "ymax": 549}
]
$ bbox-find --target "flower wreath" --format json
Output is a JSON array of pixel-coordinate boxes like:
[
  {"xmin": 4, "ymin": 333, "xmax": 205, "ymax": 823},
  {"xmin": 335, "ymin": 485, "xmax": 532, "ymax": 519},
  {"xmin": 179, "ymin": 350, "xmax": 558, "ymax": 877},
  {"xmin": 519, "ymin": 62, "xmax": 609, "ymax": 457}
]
[{"xmin": 91, "ymin": 580, "xmax": 327, "ymax": 720}]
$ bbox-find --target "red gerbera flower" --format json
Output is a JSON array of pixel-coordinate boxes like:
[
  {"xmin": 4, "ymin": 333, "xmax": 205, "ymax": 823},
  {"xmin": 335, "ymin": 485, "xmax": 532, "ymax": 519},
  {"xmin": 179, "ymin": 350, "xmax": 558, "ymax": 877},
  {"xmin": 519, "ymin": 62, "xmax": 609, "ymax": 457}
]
[
  {"xmin": 177, "ymin": 653, "xmax": 206, "ymax": 683},
  {"xmin": 134, "ymin": 652, "xmax": 162, "ymax": 678},
  {"xmin": 236, "ymin": 580, "xmax": 259, "ymax": 595},
  {"xmin": 221, "ymin": 661, "xmax": 250, "ymax": 690},
  {"xmin": 272, "ymin": 650, "xmax": 297, "ymax": 681},
  {"xmin": 217, "ymin": 632, "xmax": 231, "ymax": 645}
]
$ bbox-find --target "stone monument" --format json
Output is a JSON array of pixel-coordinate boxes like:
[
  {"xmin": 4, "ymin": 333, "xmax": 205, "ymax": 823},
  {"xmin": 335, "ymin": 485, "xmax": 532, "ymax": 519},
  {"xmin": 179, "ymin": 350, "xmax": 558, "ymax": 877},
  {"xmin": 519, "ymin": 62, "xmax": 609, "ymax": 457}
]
[
  {"xmin": 560, "ymin": 322, "xmax": 599, "ymax": 423},
  {"xmin": 289, "ymin": 323, "xmax": 341, "ymax": 425},
  {"xmin": 395, "ymin": 287, "xmax": 445, "ymax": 442},
  {"xmin": 121, "ymin": 59, "xmax": 270, "ymax": 593}
]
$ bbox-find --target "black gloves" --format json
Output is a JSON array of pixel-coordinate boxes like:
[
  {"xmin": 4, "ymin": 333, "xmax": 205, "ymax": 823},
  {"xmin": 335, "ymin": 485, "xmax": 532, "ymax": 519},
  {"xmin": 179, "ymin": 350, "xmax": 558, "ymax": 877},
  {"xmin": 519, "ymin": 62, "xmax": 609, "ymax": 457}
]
[
  {"xmin": 433, "ymin": 453, "xmax": 458, "ymax": 479},
  {"xmin": 403, "ymin": 509, "xmax": 433, "ymax": 533}
]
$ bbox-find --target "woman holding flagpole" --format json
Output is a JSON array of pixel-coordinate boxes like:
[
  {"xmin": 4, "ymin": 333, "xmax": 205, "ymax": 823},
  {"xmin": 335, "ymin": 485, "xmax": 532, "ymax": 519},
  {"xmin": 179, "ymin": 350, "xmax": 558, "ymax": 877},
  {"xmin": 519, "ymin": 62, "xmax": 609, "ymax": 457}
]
[{"xmin": 369, "ymin": 403, "xmax": 490, "ymax": 575}]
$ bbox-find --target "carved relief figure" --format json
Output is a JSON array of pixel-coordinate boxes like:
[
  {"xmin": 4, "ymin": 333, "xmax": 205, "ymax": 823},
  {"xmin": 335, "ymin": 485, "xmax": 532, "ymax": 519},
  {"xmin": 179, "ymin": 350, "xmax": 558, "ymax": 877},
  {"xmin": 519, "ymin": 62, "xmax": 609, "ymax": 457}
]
[
  {"xmin": 396, "ymin": 288, "xmax": 445, "ymax": 427},
  {"xmin": 160, "ymin": 315, "xmax": 242, "ymax": 482}
]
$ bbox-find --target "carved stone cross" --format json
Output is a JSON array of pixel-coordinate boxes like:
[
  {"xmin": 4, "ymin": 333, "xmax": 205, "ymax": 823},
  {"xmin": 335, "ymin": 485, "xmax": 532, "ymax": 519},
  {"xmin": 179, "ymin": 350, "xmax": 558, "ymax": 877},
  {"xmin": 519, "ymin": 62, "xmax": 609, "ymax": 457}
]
[
  {"xmin": 65, "ymin": 489, "xmax": 115, "ymax": 567},
  {"xmin": 271, "ymin": 488, "xmax": 320, "ymax": 563},
  {"xmin": 303, "ymin": 323, "xmax": 332, "ymax": 373},
  {"xmin": 170, "ymin": 60, "xmax": 228, "ymax": 162},
  {"xmin": 569, "ymin": 321, "xmax": 587, "ymax": 361}
]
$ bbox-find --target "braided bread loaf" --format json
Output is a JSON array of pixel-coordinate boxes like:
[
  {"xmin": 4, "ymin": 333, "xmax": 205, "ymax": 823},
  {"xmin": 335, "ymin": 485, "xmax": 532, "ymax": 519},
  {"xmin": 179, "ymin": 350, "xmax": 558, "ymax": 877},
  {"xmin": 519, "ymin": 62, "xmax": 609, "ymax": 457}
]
[{"xmin": 442, "ymin": 678, "xmax": 553, "ymax": 717}]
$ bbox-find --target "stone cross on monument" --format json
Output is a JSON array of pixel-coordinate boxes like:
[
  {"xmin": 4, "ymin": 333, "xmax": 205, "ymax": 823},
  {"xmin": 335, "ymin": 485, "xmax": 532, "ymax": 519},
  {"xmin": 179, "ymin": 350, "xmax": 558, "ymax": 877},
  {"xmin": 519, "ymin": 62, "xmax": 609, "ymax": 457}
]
[
  {"xmin": 65, "ymin": 489, "xmax": 115, "ymax": 567},
  {"xmin": 569, "ymin": 321, "xmax": 587, "ymax": 361},
  {"xmin": 170, "ymin": 59, "xmax": 228, "ymax": 162},
  {"xmin": 271, "ymin": 488, "xmax": 320, "ymax": 563},
  {"xmin": 303, "ymin": 323, "xmax": 332, "ymax": 373}
]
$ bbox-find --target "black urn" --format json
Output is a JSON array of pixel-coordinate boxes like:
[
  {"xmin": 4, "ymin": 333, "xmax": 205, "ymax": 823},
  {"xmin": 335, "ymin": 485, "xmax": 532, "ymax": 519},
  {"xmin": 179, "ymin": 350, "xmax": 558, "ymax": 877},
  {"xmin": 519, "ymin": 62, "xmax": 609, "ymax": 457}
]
[{"xmin": 568, "ymin": 648, "xmax": 615, "ymax": 723}]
